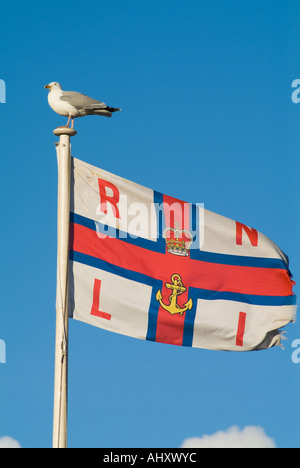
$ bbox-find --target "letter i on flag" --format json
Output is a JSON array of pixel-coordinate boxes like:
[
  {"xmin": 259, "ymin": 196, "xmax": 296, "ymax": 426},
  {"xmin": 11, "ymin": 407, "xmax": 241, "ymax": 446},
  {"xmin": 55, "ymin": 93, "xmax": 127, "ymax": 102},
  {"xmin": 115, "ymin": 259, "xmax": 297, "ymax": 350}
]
[{"xmin": 69, "ymin": 157, "xmax": 296, "ymax": 351}]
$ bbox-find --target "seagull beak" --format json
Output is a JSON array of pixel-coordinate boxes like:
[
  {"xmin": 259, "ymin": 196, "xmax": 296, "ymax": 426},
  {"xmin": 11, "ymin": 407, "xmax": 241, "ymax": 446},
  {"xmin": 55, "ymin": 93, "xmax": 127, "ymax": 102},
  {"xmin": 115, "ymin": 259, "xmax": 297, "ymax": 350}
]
[{"xmin": 44, "ymin": 85, "xmax": 50, "ymax": 89}]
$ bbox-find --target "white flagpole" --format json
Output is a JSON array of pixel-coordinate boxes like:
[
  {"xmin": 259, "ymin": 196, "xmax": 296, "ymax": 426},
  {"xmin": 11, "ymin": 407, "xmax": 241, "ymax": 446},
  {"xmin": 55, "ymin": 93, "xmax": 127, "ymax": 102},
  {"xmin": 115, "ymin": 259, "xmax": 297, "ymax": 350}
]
[{"xmin": 52, "ymin": 126, "xmax": 77, "ymax": 448}]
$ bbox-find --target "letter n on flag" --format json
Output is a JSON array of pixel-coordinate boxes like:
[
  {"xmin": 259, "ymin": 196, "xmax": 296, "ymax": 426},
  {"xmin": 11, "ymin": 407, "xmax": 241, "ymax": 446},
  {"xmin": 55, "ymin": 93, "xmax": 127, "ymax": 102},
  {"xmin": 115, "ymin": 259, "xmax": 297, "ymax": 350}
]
[{"xmin": 68, "ymin": 157, "xmax": 296, "ymax": 351}]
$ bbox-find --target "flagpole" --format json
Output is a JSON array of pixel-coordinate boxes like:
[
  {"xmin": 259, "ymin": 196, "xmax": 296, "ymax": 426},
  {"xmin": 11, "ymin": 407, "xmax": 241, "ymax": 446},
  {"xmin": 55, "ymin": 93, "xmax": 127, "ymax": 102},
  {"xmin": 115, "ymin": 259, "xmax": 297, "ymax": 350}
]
[{"xmin": 52, "ymin": 126, "xmax": 76, "ymax": 448}]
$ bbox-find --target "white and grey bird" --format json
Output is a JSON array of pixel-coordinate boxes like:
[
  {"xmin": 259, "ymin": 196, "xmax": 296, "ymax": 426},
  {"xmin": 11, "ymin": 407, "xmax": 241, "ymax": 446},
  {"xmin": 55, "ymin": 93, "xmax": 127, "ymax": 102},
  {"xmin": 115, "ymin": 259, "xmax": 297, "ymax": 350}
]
[{"xmin": 45, "ymin": 82, "xmax": 121, "ymax": 128}]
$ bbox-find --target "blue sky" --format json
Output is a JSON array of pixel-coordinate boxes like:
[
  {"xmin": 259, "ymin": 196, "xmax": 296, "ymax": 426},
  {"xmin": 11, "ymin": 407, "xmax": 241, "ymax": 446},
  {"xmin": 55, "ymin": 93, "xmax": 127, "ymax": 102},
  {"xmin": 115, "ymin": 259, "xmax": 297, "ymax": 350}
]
[{"xmin": 0, "ymin": 0, "xmax": 299, "ymax": 448}]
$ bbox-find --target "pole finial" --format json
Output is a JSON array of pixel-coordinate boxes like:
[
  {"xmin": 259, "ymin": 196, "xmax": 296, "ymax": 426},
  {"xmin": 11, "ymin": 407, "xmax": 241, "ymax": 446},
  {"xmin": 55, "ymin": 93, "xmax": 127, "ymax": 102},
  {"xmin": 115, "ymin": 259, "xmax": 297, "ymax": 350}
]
[{"xmin": 53, "ymin": 127, "xmax": 77, "ymax": 137}]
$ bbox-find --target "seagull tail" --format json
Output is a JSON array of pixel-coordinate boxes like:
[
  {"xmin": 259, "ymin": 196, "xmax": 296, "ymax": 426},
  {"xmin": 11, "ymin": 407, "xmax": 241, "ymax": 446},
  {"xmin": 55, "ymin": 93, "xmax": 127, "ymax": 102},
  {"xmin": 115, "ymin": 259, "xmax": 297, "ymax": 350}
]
[
  {"xmin": 106, "ymin": 106, "xmax": 122, "ymax": 113},
  {"xmin": 93, "ymin": 107, "xmax": 122, "ymax": 118}
]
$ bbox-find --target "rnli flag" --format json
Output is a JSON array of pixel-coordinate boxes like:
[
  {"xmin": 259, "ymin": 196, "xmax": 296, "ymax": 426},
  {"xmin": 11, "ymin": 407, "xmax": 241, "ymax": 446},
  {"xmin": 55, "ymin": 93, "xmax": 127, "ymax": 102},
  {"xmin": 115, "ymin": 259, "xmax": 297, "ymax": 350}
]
[{"xmin": 69, "ymin": 157, "xmax": 296, "ymax": 351}]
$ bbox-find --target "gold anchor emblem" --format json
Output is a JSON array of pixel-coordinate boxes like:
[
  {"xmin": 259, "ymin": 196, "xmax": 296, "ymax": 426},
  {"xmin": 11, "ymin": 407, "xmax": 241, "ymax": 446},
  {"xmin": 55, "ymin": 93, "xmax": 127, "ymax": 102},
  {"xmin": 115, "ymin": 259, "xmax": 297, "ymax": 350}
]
[{"xmin": 156, "ymin": 274, "xmax": 193, "ymax": 316}]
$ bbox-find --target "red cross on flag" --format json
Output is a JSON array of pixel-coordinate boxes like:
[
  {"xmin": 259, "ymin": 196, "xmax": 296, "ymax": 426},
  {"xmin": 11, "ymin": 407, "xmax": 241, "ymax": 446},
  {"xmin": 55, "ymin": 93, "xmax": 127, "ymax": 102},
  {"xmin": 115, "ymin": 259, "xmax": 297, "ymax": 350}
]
[{"xmin": 69, "ymin": 157, "xmax": 296, "ymax": 351}]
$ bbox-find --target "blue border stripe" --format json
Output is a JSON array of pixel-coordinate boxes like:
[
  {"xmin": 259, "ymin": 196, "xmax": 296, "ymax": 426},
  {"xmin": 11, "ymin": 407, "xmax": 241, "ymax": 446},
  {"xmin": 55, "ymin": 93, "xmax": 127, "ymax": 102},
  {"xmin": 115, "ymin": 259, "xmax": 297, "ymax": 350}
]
[
  {"xmin": 190, "ymin": 249, "xmax": 287, "ymax": 269},
  {"xmin": 146, "ymin": 286, "xmax": 162, "ymax": 342},
  {"xmin": 182, "ymin": 293, "xmax": 198, "ymax": 347},
  {"xmin": 188, "ymin": 287, "xmax": 296, "ymax": 307},
  {"xmin": 70, "ymin": 211, "xmax": 166, "ymax": 253},
  {"xmin": 70, "ymin": 212, "xmax": 94, "ymax": 230},
  {"xmin": 70, "ymin": 250, "xmax": 159, "ymax": 287}
]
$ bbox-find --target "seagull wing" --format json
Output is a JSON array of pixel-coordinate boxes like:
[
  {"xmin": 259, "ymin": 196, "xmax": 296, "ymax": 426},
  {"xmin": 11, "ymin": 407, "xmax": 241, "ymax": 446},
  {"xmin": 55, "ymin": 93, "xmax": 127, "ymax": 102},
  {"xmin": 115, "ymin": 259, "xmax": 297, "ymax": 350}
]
[{"xmin": 59, "ymin": 91, "xmax": 107, "ymax": 110}]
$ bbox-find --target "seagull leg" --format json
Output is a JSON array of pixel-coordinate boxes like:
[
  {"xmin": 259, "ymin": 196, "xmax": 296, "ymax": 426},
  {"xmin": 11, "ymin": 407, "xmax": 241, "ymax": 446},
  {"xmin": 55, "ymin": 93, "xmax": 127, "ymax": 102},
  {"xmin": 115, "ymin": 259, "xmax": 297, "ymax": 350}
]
[
  {"xmin": 57, "ymin": 116, "xmax": 71, "ymax": 128},
  {"xmin": 71, "ymin": 118, "xmax": 74, "ymax": 129}
]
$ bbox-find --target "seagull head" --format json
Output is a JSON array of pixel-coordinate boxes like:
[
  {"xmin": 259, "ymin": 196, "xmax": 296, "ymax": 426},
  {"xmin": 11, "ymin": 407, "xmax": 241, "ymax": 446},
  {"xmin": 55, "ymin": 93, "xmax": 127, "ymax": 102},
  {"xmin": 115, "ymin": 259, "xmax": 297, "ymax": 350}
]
[{"xmin": 44, "ymin": 82, "xmax": 62, "ymax": 92}]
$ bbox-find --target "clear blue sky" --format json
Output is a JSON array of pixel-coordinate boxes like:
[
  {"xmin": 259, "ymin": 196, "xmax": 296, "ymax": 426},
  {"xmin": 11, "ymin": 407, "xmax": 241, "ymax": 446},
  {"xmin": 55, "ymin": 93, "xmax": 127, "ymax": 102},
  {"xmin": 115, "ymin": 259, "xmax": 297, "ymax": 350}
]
[{"xmin": 0, "ymin": 0, "xmax": 299, "ymax": 448}]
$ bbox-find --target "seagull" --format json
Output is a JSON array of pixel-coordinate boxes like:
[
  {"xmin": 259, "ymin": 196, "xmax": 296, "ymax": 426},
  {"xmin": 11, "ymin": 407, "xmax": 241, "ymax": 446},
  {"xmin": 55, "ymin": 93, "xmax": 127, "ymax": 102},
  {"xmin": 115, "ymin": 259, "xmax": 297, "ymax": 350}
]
[{"xmin": 45, "ymin": 82, "xmax": 121, "ymax": 128}]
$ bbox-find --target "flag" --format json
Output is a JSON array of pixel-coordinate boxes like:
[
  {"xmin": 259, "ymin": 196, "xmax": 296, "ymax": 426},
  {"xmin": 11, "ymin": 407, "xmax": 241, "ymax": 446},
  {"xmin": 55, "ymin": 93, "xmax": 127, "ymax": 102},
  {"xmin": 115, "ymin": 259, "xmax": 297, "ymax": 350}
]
[{"xmin": 69, "ymin": 157, "xmax": 296, "ymax": 351}]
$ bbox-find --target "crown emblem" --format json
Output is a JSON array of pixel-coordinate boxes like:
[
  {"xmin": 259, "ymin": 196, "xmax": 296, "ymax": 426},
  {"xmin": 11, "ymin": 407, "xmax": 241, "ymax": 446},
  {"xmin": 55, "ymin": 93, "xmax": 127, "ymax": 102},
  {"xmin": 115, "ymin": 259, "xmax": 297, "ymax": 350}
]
[{"xmin": 163, "ymin": 222, "xmax": 193, "ymax": 257}]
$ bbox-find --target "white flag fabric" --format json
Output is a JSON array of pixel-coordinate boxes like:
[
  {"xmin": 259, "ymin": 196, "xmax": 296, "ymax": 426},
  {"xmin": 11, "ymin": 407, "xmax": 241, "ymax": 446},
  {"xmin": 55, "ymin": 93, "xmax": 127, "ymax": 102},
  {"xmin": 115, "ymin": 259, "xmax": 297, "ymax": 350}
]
[{"xmin": 69, "ymin": 157, "xmax": 296, "ymax": 351}]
